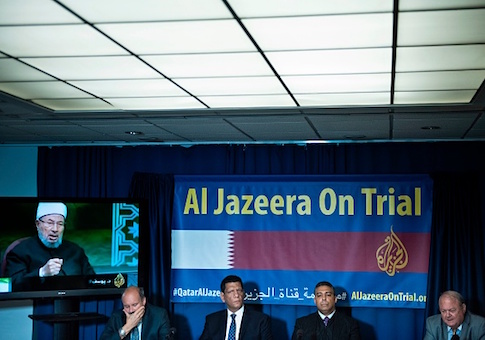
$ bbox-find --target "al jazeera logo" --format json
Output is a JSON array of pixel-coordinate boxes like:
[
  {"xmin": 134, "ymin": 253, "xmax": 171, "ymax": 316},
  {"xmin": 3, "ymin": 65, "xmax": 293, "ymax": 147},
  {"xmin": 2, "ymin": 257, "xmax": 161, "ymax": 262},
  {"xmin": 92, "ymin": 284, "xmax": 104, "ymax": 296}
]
[
  {"xmin": 114, "ymin": 273, "xmax": 126, "ymax": 288},
  {"xmin": 376, "ymin": 226, "xmax": 408, "ymax": 276}
]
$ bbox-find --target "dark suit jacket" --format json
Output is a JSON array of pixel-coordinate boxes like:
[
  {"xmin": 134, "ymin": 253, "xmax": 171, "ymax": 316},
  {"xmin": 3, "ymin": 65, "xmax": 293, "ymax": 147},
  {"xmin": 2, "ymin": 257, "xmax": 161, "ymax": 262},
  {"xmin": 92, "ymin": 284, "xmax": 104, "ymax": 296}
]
[
  {"xmin": 5, "ymin": 236, "xmax": 95, "ymax": 291},
  {"xmin": 199, "ymin": 306, "xmax": 272, "ymax": 340},
  {"xmin": 100, "ymin": 303, "xmax": 171, "ymax": 340},
  {"xmin": 424, "ymin": 311, "xmax": 485, "ymax": 340},
  {"xmin": 291, "ymin": 311, "xmax": 361, "ymax": 340}
]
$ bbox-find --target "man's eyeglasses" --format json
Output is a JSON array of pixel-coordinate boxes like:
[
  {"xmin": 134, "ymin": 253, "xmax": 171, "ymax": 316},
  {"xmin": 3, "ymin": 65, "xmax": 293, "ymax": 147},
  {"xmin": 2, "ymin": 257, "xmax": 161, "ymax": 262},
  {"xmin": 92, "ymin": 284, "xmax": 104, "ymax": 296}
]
[{"xmin": 39, "ymin": 219, "xmax": 65, "ymax": 228}]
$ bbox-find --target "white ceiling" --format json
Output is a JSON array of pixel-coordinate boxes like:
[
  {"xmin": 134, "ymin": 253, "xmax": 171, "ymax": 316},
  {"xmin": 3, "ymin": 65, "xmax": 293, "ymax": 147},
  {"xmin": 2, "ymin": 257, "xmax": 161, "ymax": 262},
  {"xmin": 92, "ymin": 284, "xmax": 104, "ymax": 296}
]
[{"xmin": 0, "ymin": 0, "xmax": 484, "ymax": 145}]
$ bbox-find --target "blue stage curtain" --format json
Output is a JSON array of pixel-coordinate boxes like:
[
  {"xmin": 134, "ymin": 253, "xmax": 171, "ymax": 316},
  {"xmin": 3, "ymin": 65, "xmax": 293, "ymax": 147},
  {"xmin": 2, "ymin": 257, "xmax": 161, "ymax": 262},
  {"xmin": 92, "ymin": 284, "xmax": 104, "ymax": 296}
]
[
  {"xmin": 36, "ymin": 142, "xmax": 485, "ymax": 340},
  {"xmin": 128, "ymin": 172, "xmax": 174, "ymax": 310},
  {"xmin": 425, "ymin": 173, "xmax": 485, "ymax": 319}
]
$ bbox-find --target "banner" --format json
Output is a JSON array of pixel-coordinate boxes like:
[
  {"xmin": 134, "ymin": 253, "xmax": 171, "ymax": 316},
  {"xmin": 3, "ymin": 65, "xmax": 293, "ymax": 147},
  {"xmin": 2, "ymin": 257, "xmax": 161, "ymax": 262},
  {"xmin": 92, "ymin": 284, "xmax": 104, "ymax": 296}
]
[{"xmin": 170, "ymin": 175, "xmax": 433, "ymax": 308}]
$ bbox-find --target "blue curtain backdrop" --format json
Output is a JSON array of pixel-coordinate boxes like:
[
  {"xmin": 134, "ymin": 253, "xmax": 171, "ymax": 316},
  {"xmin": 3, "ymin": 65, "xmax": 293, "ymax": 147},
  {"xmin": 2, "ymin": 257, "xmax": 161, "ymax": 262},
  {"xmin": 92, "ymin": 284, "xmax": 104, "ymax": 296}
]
[{"xmin": 35, "ymin": 142, "xmax": 485, "ymax": 340}]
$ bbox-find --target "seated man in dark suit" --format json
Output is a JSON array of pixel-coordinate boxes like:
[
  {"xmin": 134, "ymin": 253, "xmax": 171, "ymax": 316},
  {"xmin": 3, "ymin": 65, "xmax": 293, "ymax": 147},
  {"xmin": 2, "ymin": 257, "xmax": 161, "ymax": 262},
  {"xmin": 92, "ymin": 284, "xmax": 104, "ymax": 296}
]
[
  {"xmin": 424, "ymin": 290, "xmax": 485, "ymax": 339},
  {"xmin": 291, "ymin": 281, "xmax": 360, "ymax": 340},
  {"xmin": 200, "ymin": 274, "xmax": 273, "ymax": 340},
  {"xmin": 100, "ymin": 286, "xmax": 171, "ymax": 340}
]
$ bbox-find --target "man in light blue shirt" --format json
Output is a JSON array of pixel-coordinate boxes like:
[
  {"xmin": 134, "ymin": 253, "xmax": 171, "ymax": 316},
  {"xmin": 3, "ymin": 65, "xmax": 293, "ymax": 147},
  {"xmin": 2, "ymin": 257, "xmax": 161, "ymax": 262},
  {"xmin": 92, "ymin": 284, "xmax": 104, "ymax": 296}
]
[{"xmin": 424, "ymin": 290, "xmax": 485, "ymax": 340}]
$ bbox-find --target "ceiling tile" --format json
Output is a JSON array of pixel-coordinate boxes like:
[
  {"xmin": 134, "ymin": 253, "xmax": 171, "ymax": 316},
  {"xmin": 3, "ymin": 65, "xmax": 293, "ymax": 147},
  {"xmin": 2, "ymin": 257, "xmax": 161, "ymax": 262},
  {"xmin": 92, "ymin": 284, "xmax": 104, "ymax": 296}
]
[
  {"xmin": 295, "ymin": 93, "xmax": 390, "ymax": 106},
  {"xmin": 142, "ymin": 53, "xmax": 273, "ymax": 78},
  {"xmin": 309, "ymin": 114, "xmax": 390, "ymax": 140},
  {"xmin": 266, "ymin": 48, "xmax": 392, "ymax": 75},
  {"xmin": 175, "ymin": 77, "xmax": 288, "ymax": 96},
  {"xmin": 393, "ymin": 112, "xmax": 478, "ymax": 139},
  {"xmin": 395, "ymin": 70, "xmax": 485, "ymax": 91},
  {"xmin": 32, "ymin": 98, "xmax": 115, "ymax": 110},
  {"xmin": 0, "ymin": 0, "xmax": 81, "ymax": 25},
  {"xmin": 0, "ymin": 25, "xmax": 127, "ymax": 57},
  {"xmin": 21, "ymin": 56, "xmax": 163, "ymax": 80},
  {"xmin": 394, "ymin": 90, "xmax": 477, "ymax": 104},
  {"xmin": 282, "ymin": 74, "xmax": 391, "ymax": 93},
  {"xmin": 58, "ymin": 0, "xmax": 231, "ymax": 22},
  {"xmin": 396, "ymin": 45, "xmax": 485, "ymax": 72},
  {"xmin": 0, "ymin": 81, "xmax": 93, "ymax": 99},
  {"xmin": 97, "ymin": 21, "xmax": 256, "ymax": 54},
  {"xmin": 399, "ymin": 0, "xmax": 485, "ymax": 11},
  {"xmin": 229, "ymin": 0, "xmax": 392, "ymax": 17},
  {"xmin": 398, "ymin": 9, "xmax": 485, "ymax": 46},
  {"xmin": 0, "ymin": 59, "xmax": 54, "ymax": 81},
  {"xmin": 243, "ymin": 13, "xmax": 393, "ymax": 50},
  {"xmin": 69, "ymin": 79, "xmax": 188, "ymax": 97},
  {"xmin": 199, "ymin": 94, "xmax": 296, "ymax": 108},
  {"xmin": 106, "ymin": 97, "xmax": 206, "ymax": 110}
]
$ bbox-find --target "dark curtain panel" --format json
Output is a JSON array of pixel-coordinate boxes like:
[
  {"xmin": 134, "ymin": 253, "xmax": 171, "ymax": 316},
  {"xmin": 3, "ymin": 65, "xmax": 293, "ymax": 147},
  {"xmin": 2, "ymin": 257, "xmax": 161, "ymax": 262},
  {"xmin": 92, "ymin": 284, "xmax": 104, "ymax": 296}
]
[
  {"xmin": 425, "ymin": 173, "xmax": 485, "ymax": 318},
  {"xmin": 128, "ymin": 172, "xmax": 174, "ymax": 310}
]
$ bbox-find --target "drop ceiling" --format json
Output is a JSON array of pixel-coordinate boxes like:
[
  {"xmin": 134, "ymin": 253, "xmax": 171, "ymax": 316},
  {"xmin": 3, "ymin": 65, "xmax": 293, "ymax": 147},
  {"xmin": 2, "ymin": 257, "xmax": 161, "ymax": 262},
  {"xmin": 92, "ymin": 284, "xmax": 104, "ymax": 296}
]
[{"xmin": 0, "ymin": 0, "xmax": 484, "ymax": 145}]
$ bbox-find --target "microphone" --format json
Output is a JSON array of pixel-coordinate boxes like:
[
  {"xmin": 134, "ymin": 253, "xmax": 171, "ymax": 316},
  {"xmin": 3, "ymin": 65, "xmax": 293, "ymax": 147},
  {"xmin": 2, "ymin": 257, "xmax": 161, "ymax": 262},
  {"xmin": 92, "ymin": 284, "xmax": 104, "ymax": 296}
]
[
  {"xmin": 296, "ymin": 329, "xmax": 303, "ymax": 340},
  {"xmin": 166, "ymin": 327, "xmax": 177, "ymax": 339}
]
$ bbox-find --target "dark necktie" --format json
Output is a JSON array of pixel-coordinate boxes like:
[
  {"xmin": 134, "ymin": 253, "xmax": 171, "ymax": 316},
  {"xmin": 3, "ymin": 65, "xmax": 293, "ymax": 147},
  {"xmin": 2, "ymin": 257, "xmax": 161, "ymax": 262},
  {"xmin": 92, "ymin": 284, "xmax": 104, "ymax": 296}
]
[
  {"xmin": 323, "ymin": 316, "xmax": 329, "ymax": 327},
  {"xmin": 451, "ymin": 329, "xmax": 460, "ymax": 340},
  {"xmin": 131, "ymin": 325, "xmax": 139, "ymax": 340},
  {"xmin": 228, "ymin": 313, "xmax": 236, "ymax": 340}
]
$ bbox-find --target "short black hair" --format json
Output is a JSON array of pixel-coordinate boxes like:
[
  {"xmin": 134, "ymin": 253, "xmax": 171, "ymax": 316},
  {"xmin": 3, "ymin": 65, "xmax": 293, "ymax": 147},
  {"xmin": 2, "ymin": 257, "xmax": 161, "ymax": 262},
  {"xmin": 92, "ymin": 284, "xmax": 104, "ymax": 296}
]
[
  {"xmin": 315, "ymin": 281, "xmax": 335, "ymax": 294},
  {"xmin": 220, "ymin": 275, "xmax": 243, "ymax": 292}
]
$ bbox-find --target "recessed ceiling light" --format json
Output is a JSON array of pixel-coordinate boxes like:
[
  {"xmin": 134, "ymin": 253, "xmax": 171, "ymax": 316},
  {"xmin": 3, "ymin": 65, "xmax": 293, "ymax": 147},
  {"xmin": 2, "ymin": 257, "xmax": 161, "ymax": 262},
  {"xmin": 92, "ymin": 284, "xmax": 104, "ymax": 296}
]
[
  {"xmin": 344, "ymin": 135, "xmax": 366, "ymax": 140},
  {"xmin": 125, "ymin": 131, "xmax": 143, "ymax": 135}
]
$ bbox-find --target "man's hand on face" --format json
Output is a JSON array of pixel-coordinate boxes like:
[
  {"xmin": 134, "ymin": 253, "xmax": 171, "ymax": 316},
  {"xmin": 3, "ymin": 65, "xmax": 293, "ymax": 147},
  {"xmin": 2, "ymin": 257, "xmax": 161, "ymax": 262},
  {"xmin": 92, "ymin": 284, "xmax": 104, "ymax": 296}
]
[
  {"xmin": 124, "ymin": 305, "xmax": 145, "ymax": 331},
  {"xmin": 40, "ymin": 258, "xmax": 63, "ymax": 277}
]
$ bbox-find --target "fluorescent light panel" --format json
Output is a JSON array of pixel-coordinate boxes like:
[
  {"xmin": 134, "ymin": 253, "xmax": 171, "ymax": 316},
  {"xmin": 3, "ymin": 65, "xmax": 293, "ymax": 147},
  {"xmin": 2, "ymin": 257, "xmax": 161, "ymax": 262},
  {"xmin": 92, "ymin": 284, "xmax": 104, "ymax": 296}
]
[
  {"xmin": 69, "ymin": 79, "xmax": 188, "ymax": 97},
  {"xmin": 58, "ymin": 0, "xmax": 231, "ymax": 22},
  {"xmin": 175, "ymin": 77, "xmax": 289, "ymax": 96},
  {"xmin": 398, "ymin": 9, "xmax": 485, "ymax": 46},
  {"xmin": 396, "ymin": 45, "xmax": 485, "ymax": 72},
  {"xmin": 295, "ymin": 93, "xmax": 390, "ymax": 106},
  {"xmin": 0, "ymin": 0, "xmax": 81, "ymax": 25},
  {"xmin": 229, "ymin": 0, "xmax": 392, "ymax": 17},
  {"xmin": 33, "ymin": 98, "xmax": 115, "ymax": 110},
  {"xmin": 0, "ymin": 81, "xmax": 92, "ymax": 99},
  {"xmin": 106, "ymin": 97, "xmax": 205, "ymax": 110},
  {"xmin": 266, "ymin": 48, "xmax": 392, "ymax": 75},
  {"xmin": 199, "ymin": 94, "xmax": 296, "ymax": 108},
  {"xmin": 394, "ymin": 90, "xmax": 477, "ymax": 104},
  {"xmin": 399, "ymin": 0, "xmax": 485, "ymax": 11},
  {"xmin": 395, "ymin": 70, "xmax": 485, "ymax": 91},
  {"xmin": 242, "ymin": 13, "xmax": 393, "ymax": 50},
  {"xmin": 0, "ymin": 59, "xmax": 54, "ymax": 81},
  {"xmin": 97, "ymin": 21, "xmax": 256, "ymax": 54},
  {"xmin": 282, "ymin": 74, "xmax": 391, "ymax": 93},
  {"xmin": 141, "ymin": 53, "xmax": 273, "ymax": 78},
  {"xmin": 0, "ymin": 25, "xmax": 127, "ymax": 57},
  {"xmin": 21, "ymin": 56, "xmax": 162, "ymax": 80}
]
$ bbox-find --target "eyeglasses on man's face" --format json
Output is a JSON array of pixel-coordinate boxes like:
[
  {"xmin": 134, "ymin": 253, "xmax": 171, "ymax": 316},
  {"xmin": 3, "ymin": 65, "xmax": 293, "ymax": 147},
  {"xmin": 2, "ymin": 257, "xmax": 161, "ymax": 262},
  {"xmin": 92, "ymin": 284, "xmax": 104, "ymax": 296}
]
[{"xmin": 38, "ymin": 219, "xmax": 65, "ymax": 228}]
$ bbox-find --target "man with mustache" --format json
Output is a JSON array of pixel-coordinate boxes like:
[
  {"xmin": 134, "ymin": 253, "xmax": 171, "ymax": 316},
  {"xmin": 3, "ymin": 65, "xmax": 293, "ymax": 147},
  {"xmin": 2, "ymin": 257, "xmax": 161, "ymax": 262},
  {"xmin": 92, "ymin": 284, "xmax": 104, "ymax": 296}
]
[
  {"xmin": 291, "ymin": 281, "xmax": 360, "ymax": 340},
  {"xmin": 200, "ymin": 275, "xmax": 273, "ymax": 340},
  {"xmin": 5, "ymin": 202, "xmax": 95, "ymax": 290}
]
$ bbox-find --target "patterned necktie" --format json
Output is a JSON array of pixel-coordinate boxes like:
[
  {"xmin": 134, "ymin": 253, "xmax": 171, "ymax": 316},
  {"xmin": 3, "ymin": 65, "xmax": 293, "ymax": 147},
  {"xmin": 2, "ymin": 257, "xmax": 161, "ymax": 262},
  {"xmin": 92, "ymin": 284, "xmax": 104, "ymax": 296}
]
[
  {"xmin": 451, "ymin": 329, "xmax": 460, "ymax": 340},
  {"xmin": 323, "ymin": 316, "xmax": 329, "ymax": 327},
  {"xmin": 131, "ymin": 325, "xmax": 139, "ymax": 340},
  {"xmin": 228, "ymin": 313, "xmax": 236, "ymax": 340}
]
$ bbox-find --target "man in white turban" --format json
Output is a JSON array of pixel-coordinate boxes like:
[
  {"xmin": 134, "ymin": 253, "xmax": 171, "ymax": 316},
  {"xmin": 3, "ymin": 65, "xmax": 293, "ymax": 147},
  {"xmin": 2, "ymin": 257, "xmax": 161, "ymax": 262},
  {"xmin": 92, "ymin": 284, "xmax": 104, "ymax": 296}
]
[{"xmin": 5, "ymin": 202, "xmax": 95, "ymax": 290}]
